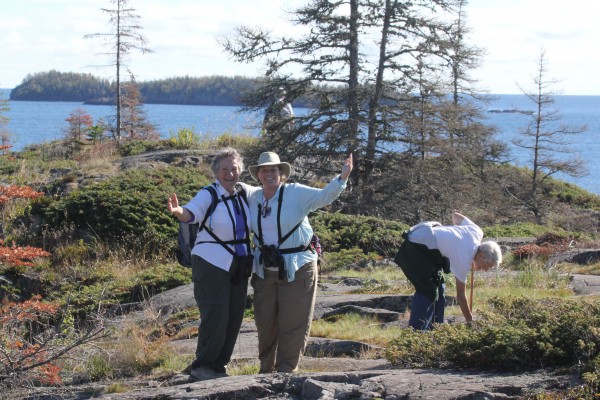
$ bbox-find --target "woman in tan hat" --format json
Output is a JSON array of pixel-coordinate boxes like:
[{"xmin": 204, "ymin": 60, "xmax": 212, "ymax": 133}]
[{"xmin": 245, "ymin": 151, "xmax": 353, "ymax": 373}]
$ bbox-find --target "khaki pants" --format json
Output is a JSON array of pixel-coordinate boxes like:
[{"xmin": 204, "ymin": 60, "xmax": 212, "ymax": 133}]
[{"xmin": 251, "ymin": 261, "xmax": 318, "ymax": 373}]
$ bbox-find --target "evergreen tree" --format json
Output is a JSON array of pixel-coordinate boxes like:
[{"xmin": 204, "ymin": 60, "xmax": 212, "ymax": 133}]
[{"xmin": 223, "ymin": 1, "xmax": 457, "ymax": 175}]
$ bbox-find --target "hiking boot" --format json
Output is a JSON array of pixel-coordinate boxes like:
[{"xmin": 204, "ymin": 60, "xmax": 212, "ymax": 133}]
[
  {"xmin": 213, "ymin": 365, "xmax": 228, "ymax": 377},
  {"xmin": 189, "ymin": 366, "xmax": 219, "ymax": 381}
]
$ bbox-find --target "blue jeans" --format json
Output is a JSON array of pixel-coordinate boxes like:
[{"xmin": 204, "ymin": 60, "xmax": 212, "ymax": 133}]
[{"xmin": 408, "ymin": 281, "xmax": 445, "ymax": 330}]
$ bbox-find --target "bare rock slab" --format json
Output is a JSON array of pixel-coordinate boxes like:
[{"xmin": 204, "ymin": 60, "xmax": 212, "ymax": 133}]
[{"xmin": 95, "ymin": 369, "xmax": 575, "ymax": 399}]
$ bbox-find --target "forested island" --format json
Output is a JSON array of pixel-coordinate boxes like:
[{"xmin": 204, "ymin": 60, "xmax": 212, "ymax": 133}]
[{"xmin": 8, "ymin": 70, "xmax": 274, "ymax": 106}]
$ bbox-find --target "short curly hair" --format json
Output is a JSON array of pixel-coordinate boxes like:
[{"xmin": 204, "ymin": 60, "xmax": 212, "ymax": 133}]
[{"xmin": 210, "ymin": 147, "xmax": 244, "ymax": 176}]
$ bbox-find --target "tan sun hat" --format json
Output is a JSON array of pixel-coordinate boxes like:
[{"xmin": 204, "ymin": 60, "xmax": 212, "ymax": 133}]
[{"xmin": 248, "ymin": 152, "xmax": 292, "ymax": 181}]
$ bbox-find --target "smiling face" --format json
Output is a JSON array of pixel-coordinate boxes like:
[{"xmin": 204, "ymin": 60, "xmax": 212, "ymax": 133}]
[
  {"xmin": 257, "ymin": 165, "xmax": 282, "ymax": 192},
  {"xmin": 216, "ymin": 155, "xmax": 240, "ymax": 194}
]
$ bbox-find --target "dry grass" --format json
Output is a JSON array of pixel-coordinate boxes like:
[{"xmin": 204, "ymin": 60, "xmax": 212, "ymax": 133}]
[
  {"xmin": 311, "ymin": 313, "xmax": 404, "ymax": 347},
  {"xmin": 559, "ymin": 261, "xmax": 600, "ymax": 275}
]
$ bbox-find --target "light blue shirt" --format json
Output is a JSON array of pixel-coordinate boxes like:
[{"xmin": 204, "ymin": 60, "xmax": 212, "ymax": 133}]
[{"xmin": 241, "ymin": 176, "xmax": 347, "ymax": 281}]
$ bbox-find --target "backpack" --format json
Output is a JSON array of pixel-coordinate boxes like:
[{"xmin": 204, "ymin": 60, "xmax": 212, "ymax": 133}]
[{"xmin": 175, "ymin": 185, "xmax": 219, "ymax": 268}]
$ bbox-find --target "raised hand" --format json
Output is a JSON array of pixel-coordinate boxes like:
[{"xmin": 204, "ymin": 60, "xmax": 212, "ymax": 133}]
[
  {"xmin": 340, "ymin": 153, "xmax": 353, "ymax": 180},
  {"xmin": 167, "ymin": 193, "xmax": 182, "ymax": 217}
]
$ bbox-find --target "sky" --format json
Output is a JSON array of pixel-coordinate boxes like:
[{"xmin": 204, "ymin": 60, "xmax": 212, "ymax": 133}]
[{"xmin": 1, "ymin": 0, "xmax": 599, "ymax": 95}]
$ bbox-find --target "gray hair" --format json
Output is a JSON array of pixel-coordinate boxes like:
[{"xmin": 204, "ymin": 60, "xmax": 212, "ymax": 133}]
[
  {"xmin": 477, "ymin": 241, "xmax": 503, "ymax": 268},
  {"xmin": 210, "ymin": 147, "xmax": 244, "ymax": 175}
]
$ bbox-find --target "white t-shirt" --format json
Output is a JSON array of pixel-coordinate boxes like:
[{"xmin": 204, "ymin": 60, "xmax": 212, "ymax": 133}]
[{"xmin": 433, "ymin": 217, "xmax": 483, "ymax": 283}]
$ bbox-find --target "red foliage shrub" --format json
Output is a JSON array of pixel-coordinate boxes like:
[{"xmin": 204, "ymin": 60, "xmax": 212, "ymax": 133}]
[
  {"xmin": 0, "ymin": 243, "xmax": 51, "ymax": 267},
  {"xmin": 512, "ymin": 232, "xmax": 573, "ymax": 260},
  {"xmin": 0, "ymin": 296, "xmax": 63, "ymax": 385},
  {"xmin": 0, "ymin": 185, "xmax": 44, "ymax": 205}
]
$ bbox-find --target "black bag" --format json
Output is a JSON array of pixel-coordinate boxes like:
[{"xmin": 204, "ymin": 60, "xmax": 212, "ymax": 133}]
[
  {"xmin": 229, "ymin": 254, "xmax": 254, "ymax": 284},
  {"xmin": 176, "ymin": 185, "xmax": 219, "ymax": 268}
]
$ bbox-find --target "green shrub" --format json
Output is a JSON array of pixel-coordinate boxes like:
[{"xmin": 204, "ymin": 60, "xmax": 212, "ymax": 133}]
[
  {"xmin": 320, "ymin": 247, "xmax": 382, "ymax": 272},
  {"xmin": 36, "ymin": 166, "xmax": 210, "ymax": 252},
  {"xmin": 85, "ymin": 353, "xmax": 114, "ymax": 381},
  {"xmin": 212, "ymin": 132, "xmax": 258, "ymax": 152},
  {"xmin": 311, "ymin": 212, "xmax": 407, "ymax": 258},
  {"xmin": 119, "ymin": 140, "xmax": 164, "ymax": 156},
  {"xmin": 0, "ymin": 155, "xmax": 17, "ymax": 175},
  {"xmin": 47, "ymin": 262, "xmax": 191, "ymax": 317},
  {"xmin": 386, "ymin": 297, "xmax": 600, "ymax": 372},
  {"xmin": 168, "ymin": 128, "xmax": 202, "ymax": 149},
  {"xmin": 548, "ymin": 180, "xmax": 600, "ymax": 211},
  {"xmin": 483, "ymin": 223, "xmax": 559, "ymax": 238}
]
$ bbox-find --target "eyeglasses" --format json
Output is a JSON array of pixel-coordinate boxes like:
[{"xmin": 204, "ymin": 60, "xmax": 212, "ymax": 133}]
[{"xmin": 262, "ymin": 199, "xmax": 272, "ymax": 218}]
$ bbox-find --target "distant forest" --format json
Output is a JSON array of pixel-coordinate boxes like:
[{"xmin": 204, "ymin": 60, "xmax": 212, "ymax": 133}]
[{"xmin": 8, "ymin": 70, "xmax": 291, "ymax": 106}]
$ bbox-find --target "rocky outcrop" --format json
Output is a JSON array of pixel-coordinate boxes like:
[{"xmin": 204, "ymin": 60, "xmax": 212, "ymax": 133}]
[
  {"xmin": 18, "ymin": 276, "xmax": 583, "ymax": 399},
  {"xmin": 545, "ymin": 249, "xmax": 600, "ymax": 269},
  {"xmin": 34, "ymin": 369, "xmax": 574, "ymax": 400},
  {"xmin": 119, "ymin": 149, "xmax": 213, "ymax": 169}
]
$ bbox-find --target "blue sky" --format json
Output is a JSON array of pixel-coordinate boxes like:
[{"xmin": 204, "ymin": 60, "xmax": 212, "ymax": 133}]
[{"xmin": 1, "ymin": 0, "xmax": 598, "ymax": 95}]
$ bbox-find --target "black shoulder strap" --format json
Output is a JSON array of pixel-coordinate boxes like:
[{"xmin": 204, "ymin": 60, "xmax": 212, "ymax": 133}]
[
  {"xmin": 198, "ymin": 184, "xmax": 219, "ymax": 233},
  {"xmin": 197, "ymin": 184, "xmax": 251, "ymax": 256},
  {"xmin": 255, "ymin": 184, "xmax": 307, "ymax": 253},
  {"xmin": 237, "ymin": 185, "xmax": 249, "ymax": 207}
]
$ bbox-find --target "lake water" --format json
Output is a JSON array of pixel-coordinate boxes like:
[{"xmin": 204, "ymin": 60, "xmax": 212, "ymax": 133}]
[{"xmin": 2, "ymin": 91, "xmax": 599, "ymax": 194}]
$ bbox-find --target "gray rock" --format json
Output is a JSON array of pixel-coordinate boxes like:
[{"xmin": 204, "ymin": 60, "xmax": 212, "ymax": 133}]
[
  {"xmin": 86, "ymin": 369, "xmax": 575, "ymax": 399},
  {"xmin": 321, "ymin": 304, "xmax": 401, "ymax": 323},
  {"xmin": 545, "ymin": 249, "xmax": 600, "ymax": 269},
  {"xmin": 304, "ymin": 338, "xmax": 382, "ymax": 358},
  {"xmin": 570, "ymin": 273, "xmax": 600, "ymax": 296},
  {"xmin": 119, "ymin": 149, "xmax": 212, "ymax": 169}
]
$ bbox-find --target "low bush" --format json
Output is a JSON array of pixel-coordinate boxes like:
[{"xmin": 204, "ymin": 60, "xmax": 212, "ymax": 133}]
[
  {"xmin": 118, "ymin": 140, "xmax": 165, "ymax": 156},
  {"xmin": 35, "ymin": 166, "xmax": 210, "ymax": 253},
  {"xmin": 310, "ymin": 212, "xmax": 407, "ymax": 258},
  {"xmin": 386, "ymin": 297, "xmax": 600, "ymax": 372}
]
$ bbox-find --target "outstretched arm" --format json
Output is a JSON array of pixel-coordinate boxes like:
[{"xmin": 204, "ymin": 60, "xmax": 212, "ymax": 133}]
[{"xmin": 167, "ymin": 193, "xmax": 193, "ymax": 222}]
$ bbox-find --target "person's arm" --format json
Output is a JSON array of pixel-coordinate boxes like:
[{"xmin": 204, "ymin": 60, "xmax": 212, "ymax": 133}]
[
  {"xmin": 455, "ymin": 277, "xmax": 473, "ymax": 322},
  {"xmin": 167, "ymin": 193, "xmax": 193, "ymax": 222},
  {"xmin": 452, "ymin": 211, "xmax": 468, "ymax": 226},
  {"xmin": 293, "ymin": 153, "xmax": 353, "ymax": 213}
]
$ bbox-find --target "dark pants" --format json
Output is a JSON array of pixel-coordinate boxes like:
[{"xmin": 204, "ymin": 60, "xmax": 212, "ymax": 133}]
[
  {"xmin": 191, "ymin": 255, "xmax": 248, "ymax": 371},
  {"xmin": 408, "ymin": 282, "xmax": 446, "ymax": 330},
  {"xmin": 395, "ymin": 239, "xmax": 447, "ymax": 331}
]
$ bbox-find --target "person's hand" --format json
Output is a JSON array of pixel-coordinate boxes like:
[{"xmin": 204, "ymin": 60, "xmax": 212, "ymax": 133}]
[
  {"xmin": 340, "ymin": 153, "xmax": 353, "ymax": 180},
  {"xmin": 167, "ymin": 193, "xmax": 182, "ymax": 217}
]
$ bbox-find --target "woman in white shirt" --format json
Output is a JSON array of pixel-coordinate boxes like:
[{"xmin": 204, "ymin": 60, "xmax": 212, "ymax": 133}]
[{"xmin": 167, "ymin": 147, "xmax": 252, "ymax": 381}]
